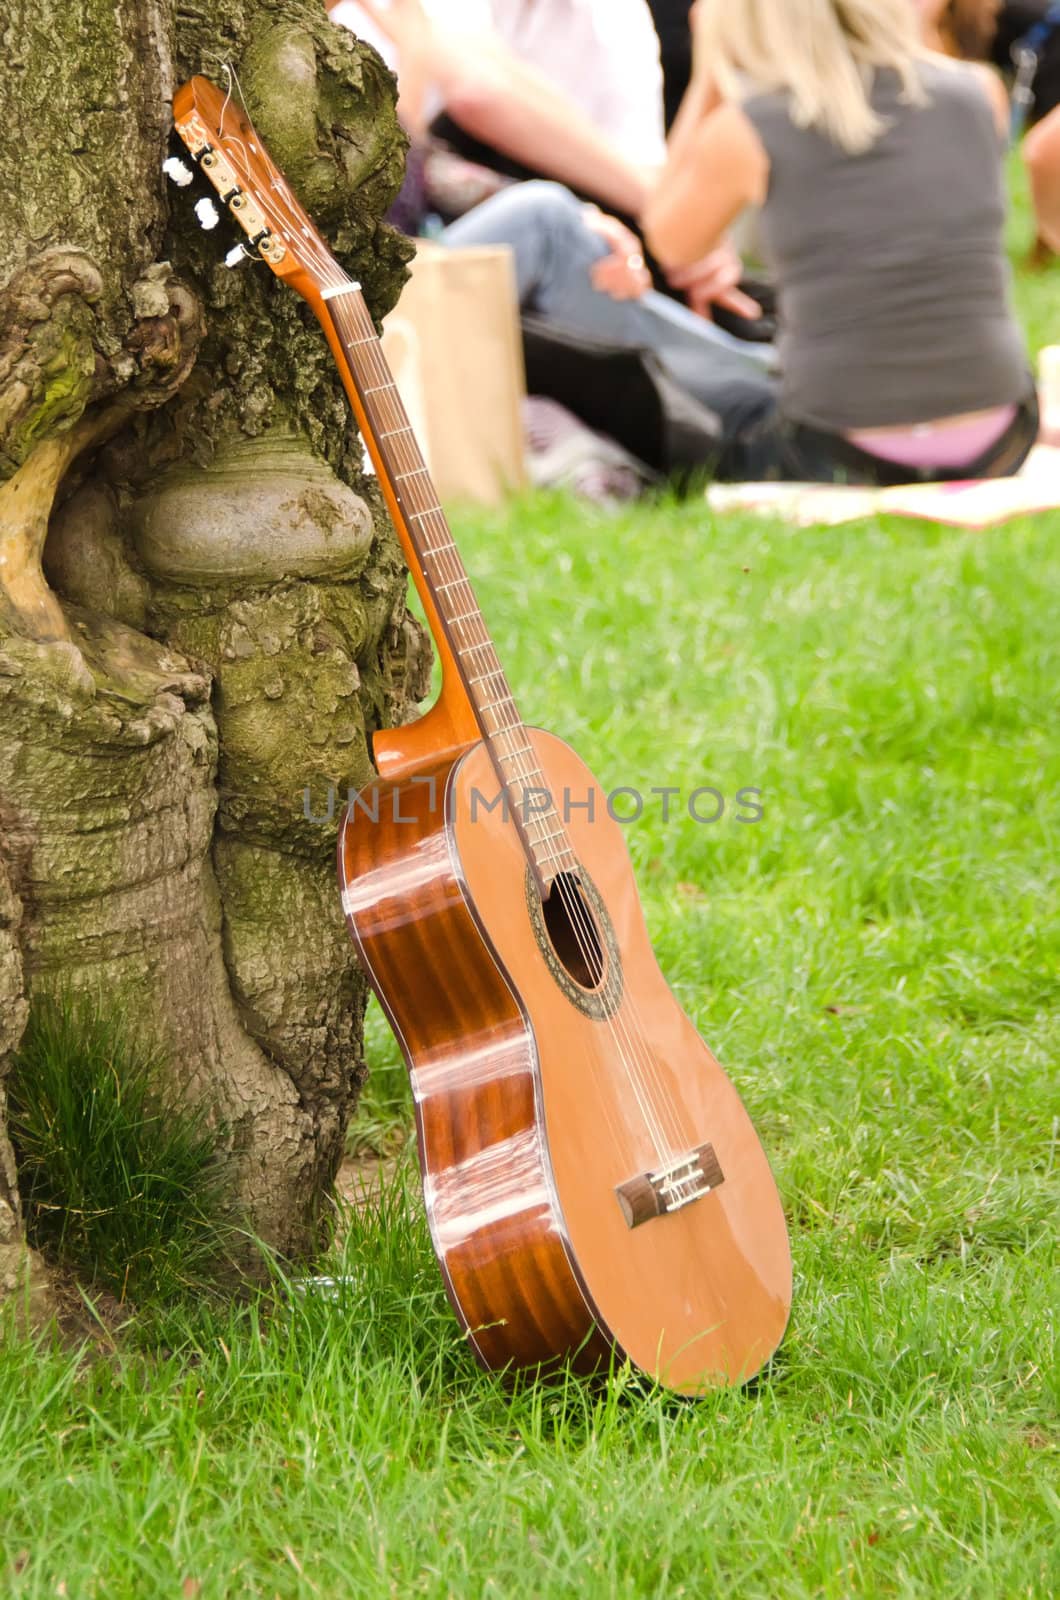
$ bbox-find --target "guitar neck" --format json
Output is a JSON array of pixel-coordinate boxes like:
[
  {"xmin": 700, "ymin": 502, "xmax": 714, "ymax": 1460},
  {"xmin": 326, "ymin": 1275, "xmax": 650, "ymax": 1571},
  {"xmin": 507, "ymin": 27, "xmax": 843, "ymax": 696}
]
[
  {"xmin": 317, "ymin": 280, "xmax": 575, "ymax": 885},
  {"xmin": 168, "ymin": 75, "xmax": 571, "ymax": 882}
]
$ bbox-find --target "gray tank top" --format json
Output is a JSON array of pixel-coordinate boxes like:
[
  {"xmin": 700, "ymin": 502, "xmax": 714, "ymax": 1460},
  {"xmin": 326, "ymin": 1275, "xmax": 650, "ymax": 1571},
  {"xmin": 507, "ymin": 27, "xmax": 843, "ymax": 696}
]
[{"xmin": 742, "ymin": 61, "xmax": 1029, "ymax": 429}]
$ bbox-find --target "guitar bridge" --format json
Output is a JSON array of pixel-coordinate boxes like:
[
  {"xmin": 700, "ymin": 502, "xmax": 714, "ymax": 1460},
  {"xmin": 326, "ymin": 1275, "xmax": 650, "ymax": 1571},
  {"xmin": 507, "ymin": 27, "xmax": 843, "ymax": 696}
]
[{"xmin": 615, "ymin": 1143, "xmax": 724, "ymax": 1229}]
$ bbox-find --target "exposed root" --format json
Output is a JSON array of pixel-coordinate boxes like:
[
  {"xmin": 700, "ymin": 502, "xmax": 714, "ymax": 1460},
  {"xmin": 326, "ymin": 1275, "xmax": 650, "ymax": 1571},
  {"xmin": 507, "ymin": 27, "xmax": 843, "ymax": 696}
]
[{"xmin": 0, "ymin": 408, "xmax": 127, "ymax": 644}]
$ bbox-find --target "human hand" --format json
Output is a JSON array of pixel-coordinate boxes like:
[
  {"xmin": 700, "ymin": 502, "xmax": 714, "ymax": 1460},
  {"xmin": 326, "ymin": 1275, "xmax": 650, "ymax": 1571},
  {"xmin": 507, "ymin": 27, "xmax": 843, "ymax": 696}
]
[
  {"xmin": 583, "ymin": 209, "xmax": 652, "ymax": 301},
  {"xmin": 665, "ymin": 241, "xmax": 762, "ymax": 321}
]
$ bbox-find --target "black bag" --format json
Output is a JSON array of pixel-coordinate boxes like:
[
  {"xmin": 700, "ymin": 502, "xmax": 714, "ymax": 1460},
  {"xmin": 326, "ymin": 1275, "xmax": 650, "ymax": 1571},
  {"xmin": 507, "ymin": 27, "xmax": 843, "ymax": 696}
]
[{"xmin": 520, "ymin": 314, "xmax": 729, "ymax": 487}]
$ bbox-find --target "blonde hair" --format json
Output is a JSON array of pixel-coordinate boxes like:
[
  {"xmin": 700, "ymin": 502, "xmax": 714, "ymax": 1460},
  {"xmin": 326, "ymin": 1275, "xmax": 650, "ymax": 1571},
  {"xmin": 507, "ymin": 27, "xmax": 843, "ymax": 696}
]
[{"xmin": 694, "ymin": 0, "xmax": 929, "ymax": 154}]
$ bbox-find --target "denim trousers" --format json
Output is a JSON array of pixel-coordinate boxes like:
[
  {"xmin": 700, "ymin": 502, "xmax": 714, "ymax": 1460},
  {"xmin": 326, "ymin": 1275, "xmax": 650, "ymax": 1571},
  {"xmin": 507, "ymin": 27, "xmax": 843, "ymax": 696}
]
[{"xmin": 441, "ymin": 181, "xmax": 778, "ymax": 442}]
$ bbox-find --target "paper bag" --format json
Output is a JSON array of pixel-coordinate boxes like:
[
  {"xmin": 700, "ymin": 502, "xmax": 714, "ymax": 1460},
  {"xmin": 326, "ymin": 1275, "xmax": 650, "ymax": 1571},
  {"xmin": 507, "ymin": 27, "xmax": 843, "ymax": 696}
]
[{"xmin": 380, "ymin": 242, "xmax": 528, "ymax": 505}]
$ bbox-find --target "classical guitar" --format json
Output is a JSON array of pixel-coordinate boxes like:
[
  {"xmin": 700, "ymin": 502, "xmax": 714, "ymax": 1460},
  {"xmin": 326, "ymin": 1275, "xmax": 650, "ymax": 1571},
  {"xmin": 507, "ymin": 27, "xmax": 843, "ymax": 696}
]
[{"xmin": 173, "ymin": 76, "xmax": 791, "ymax": 1394}]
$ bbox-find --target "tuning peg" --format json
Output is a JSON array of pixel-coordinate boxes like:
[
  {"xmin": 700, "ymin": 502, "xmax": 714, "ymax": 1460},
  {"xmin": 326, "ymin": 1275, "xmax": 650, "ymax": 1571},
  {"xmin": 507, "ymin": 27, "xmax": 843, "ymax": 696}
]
[
  {"xmin": 194, "ymin": 197, "xmax": 220, "ymax": 231},
  {"xmin": 224, "ymin": 245, "xmax": 248, "ymax": 269},
  {"xmin": 162, "ymin": 156, "xmax": 194, "ymax": 188}
]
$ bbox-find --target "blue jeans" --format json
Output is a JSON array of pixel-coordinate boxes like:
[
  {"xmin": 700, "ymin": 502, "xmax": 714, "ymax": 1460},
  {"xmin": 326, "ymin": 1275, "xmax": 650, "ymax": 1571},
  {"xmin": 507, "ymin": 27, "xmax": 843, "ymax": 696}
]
[{"xmin": 441, "ymin": 182, "xmax": 777, "ymax": 439}]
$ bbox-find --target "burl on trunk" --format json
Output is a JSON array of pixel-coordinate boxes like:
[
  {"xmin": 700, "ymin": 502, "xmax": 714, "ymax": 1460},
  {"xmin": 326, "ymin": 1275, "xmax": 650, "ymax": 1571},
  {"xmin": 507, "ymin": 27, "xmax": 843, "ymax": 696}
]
[{"xmin": 0, "ymin": 0, "xmax": 430, "ymax": 1303}]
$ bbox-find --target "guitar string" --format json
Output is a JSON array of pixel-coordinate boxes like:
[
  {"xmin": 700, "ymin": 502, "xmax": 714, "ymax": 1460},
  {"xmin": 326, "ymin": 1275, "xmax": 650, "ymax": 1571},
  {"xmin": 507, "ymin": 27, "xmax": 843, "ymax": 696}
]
[
  {"xmin": 326, "ymin": 289, "xmax": 691, "ymax": 1169},
  {"xmin": 335, "ymin": 296, "xmax": 689, "ymax": 1172},
  {"xmin": 203, "ymin": 167, "xmax": 685, "ymax": 1167},
  {"xmin": 220, "ymin": 62, "xmax": 235, "ymax": 127},
  {"xmin": 325, "ymin": 298, "xmax": 686, "ymax": 1168},
  {"xmin": 270, "ymin": 209, "xmax": 698, "ymax": 1173},
  {"xmin": 201, "ymin": 156, "xmax": 691, "ymax": 1170},
  {"xmin": 329, "ymin": 304, "xmax": 702, "ymax": 1178}
]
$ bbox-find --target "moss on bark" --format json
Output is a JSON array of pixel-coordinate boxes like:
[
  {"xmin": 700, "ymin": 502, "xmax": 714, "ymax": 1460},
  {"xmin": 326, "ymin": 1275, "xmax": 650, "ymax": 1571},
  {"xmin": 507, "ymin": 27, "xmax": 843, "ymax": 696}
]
[{"xmin": 0, "ymin": 0, "xmax": 428, "ymax": 1289}]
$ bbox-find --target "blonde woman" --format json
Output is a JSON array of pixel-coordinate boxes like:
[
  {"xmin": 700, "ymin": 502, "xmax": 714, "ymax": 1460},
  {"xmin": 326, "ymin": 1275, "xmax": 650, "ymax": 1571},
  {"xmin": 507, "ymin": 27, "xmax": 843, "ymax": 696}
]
[{"xmin": 644, "ymin": 0, "xmax": 1038, "ymax": 482}]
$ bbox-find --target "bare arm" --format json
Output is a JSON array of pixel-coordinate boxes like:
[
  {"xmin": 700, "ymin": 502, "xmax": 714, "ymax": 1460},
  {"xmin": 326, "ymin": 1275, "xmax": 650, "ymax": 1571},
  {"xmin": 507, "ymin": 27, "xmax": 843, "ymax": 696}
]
[
  {"xmin": 352, "ymin": 0, "xmax": 658, "ymax": 217},
  {"xmin": 664, "ymin": 0, "xmax": 721, "ymax": 167},
  {"xmin": 445, "ymin": 58, "xmax": 658, "ymax": 217},
  {"xmin": 642, "ymin": 102, "xmax": 769, "ymax": 270},
  {"xmin": 664, "ymin": 70, "xmax": 722, "ymax": 169},
  {"xmin": 1025, "ymin": 105, "xmax": 1060, "ymax": 253}
]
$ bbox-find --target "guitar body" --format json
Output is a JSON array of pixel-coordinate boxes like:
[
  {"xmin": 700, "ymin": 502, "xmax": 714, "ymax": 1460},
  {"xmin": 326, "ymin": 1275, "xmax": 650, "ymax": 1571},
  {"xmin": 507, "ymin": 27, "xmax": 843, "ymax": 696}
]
[{"xmin": 340, "ymin": 729, "xmax": 791, "ymax": 1394}]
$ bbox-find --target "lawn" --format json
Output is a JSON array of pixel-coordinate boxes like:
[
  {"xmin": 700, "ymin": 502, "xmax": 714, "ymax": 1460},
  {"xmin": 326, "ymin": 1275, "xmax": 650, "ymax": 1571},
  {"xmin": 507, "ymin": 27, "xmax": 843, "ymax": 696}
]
[{"xmin": 1, "ymin": 185, "xmax": 1058, "ymax": 1597}]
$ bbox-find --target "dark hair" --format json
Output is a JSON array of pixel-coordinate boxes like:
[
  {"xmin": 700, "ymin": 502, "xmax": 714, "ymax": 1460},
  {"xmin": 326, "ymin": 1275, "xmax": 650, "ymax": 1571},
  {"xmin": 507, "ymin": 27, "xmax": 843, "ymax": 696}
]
[{"xmin": 941, "ymin": 0, "xmax": 1001, "ymax": 60}]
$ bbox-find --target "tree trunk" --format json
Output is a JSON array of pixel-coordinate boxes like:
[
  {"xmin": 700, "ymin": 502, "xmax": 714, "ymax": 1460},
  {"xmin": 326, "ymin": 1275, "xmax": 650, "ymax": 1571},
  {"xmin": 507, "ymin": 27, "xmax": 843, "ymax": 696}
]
[{"xmin": 0, "ymin": 0, "xmax": 429, "ymax": 1297}]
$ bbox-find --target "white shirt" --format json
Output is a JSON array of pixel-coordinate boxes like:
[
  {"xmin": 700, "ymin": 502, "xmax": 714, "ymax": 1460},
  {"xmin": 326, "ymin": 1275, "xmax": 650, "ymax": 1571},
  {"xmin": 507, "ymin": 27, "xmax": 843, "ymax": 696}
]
[{"xmin": 329, "ymin": 0, "xmax": 666, "ymax": 166}]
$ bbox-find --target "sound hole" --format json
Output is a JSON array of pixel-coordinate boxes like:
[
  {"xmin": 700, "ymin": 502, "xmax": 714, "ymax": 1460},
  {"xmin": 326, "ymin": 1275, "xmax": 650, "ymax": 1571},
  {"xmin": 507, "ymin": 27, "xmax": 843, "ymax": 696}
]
[
  {"xmin": 542, "ymin": 871, "xmax": 605, "ymax": 992},
  {"xmin": 525, "ymin": 865, "xmax": 623, "ymax": 1021}
]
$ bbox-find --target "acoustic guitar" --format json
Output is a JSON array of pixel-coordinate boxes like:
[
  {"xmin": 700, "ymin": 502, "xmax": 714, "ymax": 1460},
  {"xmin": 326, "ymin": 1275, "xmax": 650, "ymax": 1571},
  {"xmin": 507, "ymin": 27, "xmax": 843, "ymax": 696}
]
[{"xmin": 173, "ymin": 76, "xmax": 791, "ymax": 1394}]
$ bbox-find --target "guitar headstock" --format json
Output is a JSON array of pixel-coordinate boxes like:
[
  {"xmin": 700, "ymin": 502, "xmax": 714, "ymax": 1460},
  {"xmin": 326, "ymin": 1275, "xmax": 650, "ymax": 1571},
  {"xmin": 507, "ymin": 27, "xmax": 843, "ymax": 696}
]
[{"xmin": 172, "ymin": 75, "xmax": 353, "ymax": 303}]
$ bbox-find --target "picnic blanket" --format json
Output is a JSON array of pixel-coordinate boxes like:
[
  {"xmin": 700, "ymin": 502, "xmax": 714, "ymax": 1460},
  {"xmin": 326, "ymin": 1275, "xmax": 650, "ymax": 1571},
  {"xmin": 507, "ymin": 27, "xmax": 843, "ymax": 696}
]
[{"xmin": 706, "ymin": 445, "xmax": 1060, "ymax": 528}]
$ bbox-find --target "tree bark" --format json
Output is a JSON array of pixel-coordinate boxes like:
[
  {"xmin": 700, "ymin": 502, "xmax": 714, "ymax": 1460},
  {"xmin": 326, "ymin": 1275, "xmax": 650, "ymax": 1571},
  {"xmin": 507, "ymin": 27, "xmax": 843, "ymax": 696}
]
[
  {"xmin": 0, "ymin": 852, "xmax": 52, "ymax": 1320},
  {"xmin": 0, "ymin": 0, "xmax": 429, "ymax": 1292}
]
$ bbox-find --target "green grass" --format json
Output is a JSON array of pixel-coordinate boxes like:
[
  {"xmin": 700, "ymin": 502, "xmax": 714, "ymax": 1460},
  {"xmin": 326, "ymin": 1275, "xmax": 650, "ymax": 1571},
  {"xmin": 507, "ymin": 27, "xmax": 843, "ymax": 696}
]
[
  {"xmin": 4, "ymin": 492, "xmax": 1056, "ymax": 1599},
  {"xmin": 6, "ymin": 995, "xmax": 231, "ymax": 1304},
  {"xmin": 2, "ymin": 218, "xmax": 1058, "ymax": 1596}
]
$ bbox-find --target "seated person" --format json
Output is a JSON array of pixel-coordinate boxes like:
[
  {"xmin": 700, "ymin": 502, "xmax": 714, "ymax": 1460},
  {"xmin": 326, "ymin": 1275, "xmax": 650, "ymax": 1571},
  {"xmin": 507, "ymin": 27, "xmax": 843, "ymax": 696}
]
[
  {"xmin": 924, "ymin": 0, "xmax": 1060, "ymax": 258},
  {"xmin": 329, "ymin": 0, "xmax": 776, "ymax": 466},
  {"xmin": 328, "ymin": 0, "xmax": 665, "ymax": 221},
  {"xmin": 440, "ymin": 180, "xmax": 775, "ymax": 436},
  {"xmin": 1026, "ymin": 103, "xmax": 1060, "ymax": 250},
  {"xmin": 916, "ymin": 2, "xmax": 1011, "ymax": 123},
  {"xmin": 329, "ymin": 0, "xmax": 764, "ymax": 325},
  {"xmin": 643, "ymin": 0, "xmax": 1039, "ymax": 484}
]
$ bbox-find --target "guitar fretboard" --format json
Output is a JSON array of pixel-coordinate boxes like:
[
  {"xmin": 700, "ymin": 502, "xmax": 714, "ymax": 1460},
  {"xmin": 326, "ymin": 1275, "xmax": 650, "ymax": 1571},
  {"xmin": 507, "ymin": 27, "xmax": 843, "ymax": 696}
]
[{"xmin": 324, "ymin": 284, "xmax": 576, "ymax": 884}]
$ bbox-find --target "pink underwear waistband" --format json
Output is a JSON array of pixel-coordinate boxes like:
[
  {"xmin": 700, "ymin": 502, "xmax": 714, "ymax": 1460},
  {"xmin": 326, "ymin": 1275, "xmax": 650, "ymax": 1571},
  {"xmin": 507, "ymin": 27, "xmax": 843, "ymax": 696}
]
[{"xmin": 848, "ymin": 405, "xmax": 1018, "ymax": 470}]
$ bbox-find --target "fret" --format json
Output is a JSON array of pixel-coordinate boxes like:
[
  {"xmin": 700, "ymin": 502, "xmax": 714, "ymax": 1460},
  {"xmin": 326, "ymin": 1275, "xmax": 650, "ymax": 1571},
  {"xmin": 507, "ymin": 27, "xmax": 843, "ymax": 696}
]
[
  {"xmin": 528, "ymin": 838, "xmax": 570, "ymax": 864},
  {"xmin": 456, "ymin": 637, "xmax": 494, "ymax": 654},
  {"xmin": 529, "ymin": 830, "xmax": 565, "ymax": 849},
  {"xmin": 390, "ymin": 456, "xmax": 428, "ymax": 479},
  {"xmin": 179, "ymin": 88, "xmax": 582, "ymax": 903},
  {"xmin": 532, "ymin": 844, "xmax": 576, "ymax": 867},
  {"xmin": 364, "ymin": 395, "xmax": 402, "ymax": 418},
  {"xmin": 534, "ymin": 849, "xmax": 576, "ymax": 871},
  {"xmin": 335, "ymin": 283, "xmax": 556, "ymax": 875},
  {"xmin": 527, "ymin": 813, "xmax": 567, "ymax": 837}
]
